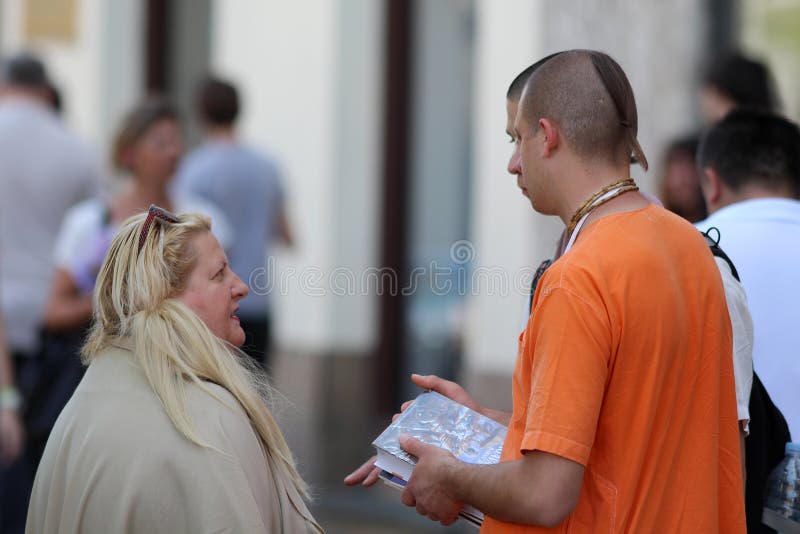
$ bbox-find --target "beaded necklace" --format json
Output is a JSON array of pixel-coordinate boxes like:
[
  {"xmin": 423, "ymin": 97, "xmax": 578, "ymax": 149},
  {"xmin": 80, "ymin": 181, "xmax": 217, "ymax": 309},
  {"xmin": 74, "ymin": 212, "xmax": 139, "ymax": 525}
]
[{"xmin": 564, "ymin": 178, "xmax": 639, "ymax": 249}]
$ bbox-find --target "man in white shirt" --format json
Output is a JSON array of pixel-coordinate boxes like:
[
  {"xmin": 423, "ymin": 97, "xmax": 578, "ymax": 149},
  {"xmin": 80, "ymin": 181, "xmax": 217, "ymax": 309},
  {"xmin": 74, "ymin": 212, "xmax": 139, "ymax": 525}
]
[
  {"xmin": 175, "ymin": 77, "xmax": 292, "ymax": 367},
  {"xmin": 0, "ymin": 53, "xmax": 98, "ymax": 534},
  {"xmin": 696, "ymin": 108, "xmax": 800, "ymax": 441}
]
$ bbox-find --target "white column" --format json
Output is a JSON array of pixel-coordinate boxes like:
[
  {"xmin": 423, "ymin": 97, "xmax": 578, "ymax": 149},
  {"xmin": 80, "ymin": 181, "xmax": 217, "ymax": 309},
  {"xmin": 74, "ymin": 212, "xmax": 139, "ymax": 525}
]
[
  {"xmin": 539, "ymin": 0, "xmax": 705, "ymax": 193},
  {"xmin": 465, "ymin": 0, "xmax": 559, "ymax": 375},
  {"xmin": 464, "ymin": 0, "xmax": 705, "ymax": 377},
  {"xmin": 210, "ymin": 0, "xmax": 383, "ymax": 355}
]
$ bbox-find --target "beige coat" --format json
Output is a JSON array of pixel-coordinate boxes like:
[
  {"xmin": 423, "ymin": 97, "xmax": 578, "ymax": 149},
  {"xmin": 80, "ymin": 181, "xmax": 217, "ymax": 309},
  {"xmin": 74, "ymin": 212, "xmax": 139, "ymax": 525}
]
[{"xmin": 26, "ymin": 342, "xmax": 323, "ymax": 534}]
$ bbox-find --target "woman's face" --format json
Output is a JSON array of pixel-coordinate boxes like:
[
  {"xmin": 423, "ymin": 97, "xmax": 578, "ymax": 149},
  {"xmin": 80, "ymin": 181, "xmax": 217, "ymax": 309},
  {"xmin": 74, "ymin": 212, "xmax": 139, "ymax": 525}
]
[
  {"xmin": 175, "ymin": 231, "xmax": 248, "ymax": 346},
  {"xmin": 700, "ymin": 85, "xmax": 736, "ymax": 125},
  {"xmin": 129, "ymin": 118, "xmax": 183, "ymax": 184}
]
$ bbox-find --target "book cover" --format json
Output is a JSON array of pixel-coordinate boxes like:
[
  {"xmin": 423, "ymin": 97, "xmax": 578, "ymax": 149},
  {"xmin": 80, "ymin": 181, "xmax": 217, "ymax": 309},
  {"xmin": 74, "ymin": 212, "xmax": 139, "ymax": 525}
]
[
  {"xmin": 372, "ymin": 390, "xmax": 507, "ymax": 468},
  {"xmin": 371, "ymin": 390, "xmax": 508, "ymax": 526}
]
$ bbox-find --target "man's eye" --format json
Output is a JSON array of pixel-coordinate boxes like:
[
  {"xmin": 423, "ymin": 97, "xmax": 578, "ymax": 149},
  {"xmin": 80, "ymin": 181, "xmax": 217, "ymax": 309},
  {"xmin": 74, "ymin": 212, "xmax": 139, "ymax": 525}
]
[{"xmin": 508, "ymin": 136, "xmax": 515, "ymax": 144}]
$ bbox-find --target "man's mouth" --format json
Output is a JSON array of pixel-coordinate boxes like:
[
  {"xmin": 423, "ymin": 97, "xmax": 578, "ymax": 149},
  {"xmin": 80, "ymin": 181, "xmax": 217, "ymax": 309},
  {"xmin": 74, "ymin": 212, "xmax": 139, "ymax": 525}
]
[{"xmin": 230, "ymin": 308, "xmax": 240, "ymax": 321}]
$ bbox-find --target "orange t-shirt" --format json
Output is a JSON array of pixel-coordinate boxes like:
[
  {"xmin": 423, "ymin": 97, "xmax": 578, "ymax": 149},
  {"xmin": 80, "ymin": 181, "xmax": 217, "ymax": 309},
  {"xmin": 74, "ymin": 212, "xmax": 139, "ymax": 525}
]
[{"xmin": 482, "ymin": 205, "xmax": 745, "ymax": 533}]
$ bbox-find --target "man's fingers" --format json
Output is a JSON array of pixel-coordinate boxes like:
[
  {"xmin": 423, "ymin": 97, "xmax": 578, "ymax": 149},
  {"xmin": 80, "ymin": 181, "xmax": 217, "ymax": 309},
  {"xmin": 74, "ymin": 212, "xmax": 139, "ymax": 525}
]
[
  {"xmin": 400, "ymin": 400, "xmax": 414, "ymax": 412},
  {"xmin": 440, "ymin": 513, "xmax": 458, "ymax": 526},
  {"xmin": 401, "ymin": 488, "xmax": 416, "ymax": 507},
  {"xmin": 399, "ymin": 434, "xmax": 431, "ymax": 457},
  {"xmin": 362, "ymin": 467, "xmax": 381, "ymax": 487},
  {"xmin": 416, "ymin": 503, "xmax": 428, "ymax": 516},
  {"xmin": 343, "ymin": 455, "xmax": 377, "ymax": 486},
  {"xmin": 411, "ymin": 373, "xmax": 442, "ymax": 391}
]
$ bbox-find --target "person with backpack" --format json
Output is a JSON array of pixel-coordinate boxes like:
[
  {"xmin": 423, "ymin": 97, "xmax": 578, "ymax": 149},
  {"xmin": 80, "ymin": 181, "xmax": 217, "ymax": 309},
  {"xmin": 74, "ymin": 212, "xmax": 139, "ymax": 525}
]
[
  {"xmin": 349, "ymin": 49, "xmax": 745, "ymax": 532},
  {"xmin": 696, "ymin": 109, "xmax": 799, "ymax": 441},
  {"xmin": 696, "ymin": 109, "xmax": 797, "ymax": 532}
]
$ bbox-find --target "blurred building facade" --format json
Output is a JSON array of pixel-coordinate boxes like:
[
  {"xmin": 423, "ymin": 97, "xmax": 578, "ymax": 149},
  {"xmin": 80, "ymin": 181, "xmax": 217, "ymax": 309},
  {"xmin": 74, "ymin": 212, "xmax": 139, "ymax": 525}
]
[{"xmin": 3, "ymin": 0, "xmax": 794, "ymax": 505}]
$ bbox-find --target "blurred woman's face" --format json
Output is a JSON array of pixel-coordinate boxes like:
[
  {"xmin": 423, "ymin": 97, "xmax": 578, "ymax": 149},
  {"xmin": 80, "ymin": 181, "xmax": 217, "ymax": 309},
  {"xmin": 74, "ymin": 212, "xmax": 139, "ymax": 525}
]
[
  {"xmin": 700, "ymin": 86, "xmax": 736, "ymax": 125},
  {"xmin": 662, "ymin": 150, "xmax": 707, "ymax": 223},
  {"xmin": 129, "ymin": 119, "xmax": 183, "ymax": 184},
  {"xmin": 175, "ymin": 231, "xmax": 248, "ymax": 346}
]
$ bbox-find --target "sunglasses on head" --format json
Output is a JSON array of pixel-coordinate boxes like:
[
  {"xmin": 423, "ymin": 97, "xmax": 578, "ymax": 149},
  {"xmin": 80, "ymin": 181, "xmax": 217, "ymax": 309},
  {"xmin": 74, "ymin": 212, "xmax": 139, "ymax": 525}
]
[{"xmin": 137, "ymin": 204, "xmax": 179, "ymax": 253}]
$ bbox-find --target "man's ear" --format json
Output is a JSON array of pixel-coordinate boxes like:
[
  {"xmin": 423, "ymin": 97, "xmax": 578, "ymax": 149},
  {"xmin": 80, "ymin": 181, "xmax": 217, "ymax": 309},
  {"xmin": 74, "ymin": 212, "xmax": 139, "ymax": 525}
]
[
  {"xmin": 701, "ymin": 166, "xmax": 723, "ymax": 206},
  {"xmin": 539, "ymin": 118, "xmax": 559, "ymax": 158}
]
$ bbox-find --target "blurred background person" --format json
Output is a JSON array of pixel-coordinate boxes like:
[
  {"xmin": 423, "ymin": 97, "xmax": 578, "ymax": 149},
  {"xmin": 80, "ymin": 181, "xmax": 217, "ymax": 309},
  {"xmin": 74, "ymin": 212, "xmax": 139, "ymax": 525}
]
[
  {"xmin": 29, "ymin": 209, "xmax": 322, "ymax": 533},
  {"xmin": 175, "ymin": 76, "xmax": 293, "ymax": 368},
  {"xmin": 43, "ymin": 81, "xmax": 62, "ymax": 116},
  {"xmin": 34, "ymin": 98, "xmax": 231, "ymax": 487},
  {"xmin": 0, "ymin": 52, "xmax": 98, "ymax": 534},
  {"xmin": 696, "ymin": 109, "xmax": 799, "ymax": 532},
  {"xmin": 700, "ymin": 50, "xmax": 778, "ymax": 125},
  {"xmin": 0, "ymin": 312, "xmax": 24, "ymax": 470},
  {"xmin": 660, "ymin": 51, "xmax": 780, "ymax": 225},
  {"xmin": 0, "ymin": 312, "xmax": 24, "ymax": 530},
  {"xmin": 659, "ymin": 136, "xmax": 707, "ymax": 223}
]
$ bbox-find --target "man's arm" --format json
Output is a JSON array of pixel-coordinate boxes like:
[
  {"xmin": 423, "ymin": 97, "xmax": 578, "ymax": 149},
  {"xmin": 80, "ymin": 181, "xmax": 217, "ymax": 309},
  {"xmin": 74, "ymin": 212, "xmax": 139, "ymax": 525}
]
[
  {"xmin": 739, "ymin": 424, "xmax": 746, "ymax": 488},
  {"xmin": 275, "ymin": 204, "xmax": 294, "ymax": 248},
  {"xmin": 42, "ymin": 268, "xmax": 93, "ymax": 331},
  {"xmin": 400, "ymin": 436, "xmax": 583, "ymax": 527}
]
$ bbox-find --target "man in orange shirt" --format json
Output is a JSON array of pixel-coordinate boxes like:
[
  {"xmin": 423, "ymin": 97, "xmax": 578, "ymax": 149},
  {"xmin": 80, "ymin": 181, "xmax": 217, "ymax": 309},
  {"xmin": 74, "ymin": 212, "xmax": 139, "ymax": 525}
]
[{"xmin": 347, "ymin": 49, "xmax": 745, "ymax": 532}]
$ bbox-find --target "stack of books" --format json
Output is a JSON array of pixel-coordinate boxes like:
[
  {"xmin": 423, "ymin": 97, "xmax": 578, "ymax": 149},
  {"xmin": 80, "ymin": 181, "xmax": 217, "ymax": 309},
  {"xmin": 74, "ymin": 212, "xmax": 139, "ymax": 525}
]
[{"xmin": 371, "ymin": 391, "xmax": 508, "ymax": 528}]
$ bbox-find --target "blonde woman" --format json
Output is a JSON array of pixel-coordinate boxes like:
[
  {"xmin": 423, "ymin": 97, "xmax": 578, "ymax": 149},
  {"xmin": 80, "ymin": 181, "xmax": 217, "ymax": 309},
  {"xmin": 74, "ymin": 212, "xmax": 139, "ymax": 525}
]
[{"xmin": 27, "ymin": 206, "xmax": 322, "ymax": 533}]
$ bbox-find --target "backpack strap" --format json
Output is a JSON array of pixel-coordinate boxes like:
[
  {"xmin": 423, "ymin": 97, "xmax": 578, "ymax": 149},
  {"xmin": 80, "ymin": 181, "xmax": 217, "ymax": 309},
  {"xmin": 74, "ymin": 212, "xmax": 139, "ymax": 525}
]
[
  {"xmin": 528, "ymin": 258, "xmax": 553, "ymax": 314},
  {"xmin": 701, "ymin": 227, "xmax": 741, "ymax": 282}
]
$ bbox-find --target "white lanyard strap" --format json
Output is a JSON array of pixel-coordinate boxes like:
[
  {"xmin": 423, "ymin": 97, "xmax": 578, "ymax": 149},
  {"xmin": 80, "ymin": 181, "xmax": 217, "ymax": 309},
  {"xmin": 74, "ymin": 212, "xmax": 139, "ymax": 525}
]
[{"xmin": 563, "ymin": 185, "xmax": 629, "ymax": 254}]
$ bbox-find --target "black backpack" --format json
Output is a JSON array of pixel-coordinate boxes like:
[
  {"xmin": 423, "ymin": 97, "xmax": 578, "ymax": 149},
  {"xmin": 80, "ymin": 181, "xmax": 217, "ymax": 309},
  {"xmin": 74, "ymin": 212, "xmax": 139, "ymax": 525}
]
[{"xmin": 703, "ymin": 228, "xmax": 792, "ymax": 534}]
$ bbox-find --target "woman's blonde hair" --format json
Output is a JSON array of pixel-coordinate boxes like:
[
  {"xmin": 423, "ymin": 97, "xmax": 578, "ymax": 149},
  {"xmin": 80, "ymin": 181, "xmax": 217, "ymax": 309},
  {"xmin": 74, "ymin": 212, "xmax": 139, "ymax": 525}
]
[{"xmin": 82, "ymin": 210, "xmax": 308, "ymax": 498}]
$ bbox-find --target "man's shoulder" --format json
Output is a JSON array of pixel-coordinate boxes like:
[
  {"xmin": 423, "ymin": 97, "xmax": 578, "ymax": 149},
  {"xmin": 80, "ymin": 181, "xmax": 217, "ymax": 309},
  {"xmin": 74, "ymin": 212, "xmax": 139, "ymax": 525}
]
[
  {"xmin": 543, "ymin": 206, "xmax": 712, "ymax": 294},
  {"xmin": 698, "ymin": 198, "xmax": 800, "ymax": 229},
  {"xmin": 182, "ymin": 143, "xmax": 274, "ymax": 178}
]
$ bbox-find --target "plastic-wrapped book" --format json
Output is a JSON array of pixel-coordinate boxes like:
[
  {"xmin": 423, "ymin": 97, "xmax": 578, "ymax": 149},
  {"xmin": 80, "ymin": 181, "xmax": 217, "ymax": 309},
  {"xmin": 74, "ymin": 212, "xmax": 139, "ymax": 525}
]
[{"xmin": 372, "ymin": 390, "xmax": 508, "ymax": 527}]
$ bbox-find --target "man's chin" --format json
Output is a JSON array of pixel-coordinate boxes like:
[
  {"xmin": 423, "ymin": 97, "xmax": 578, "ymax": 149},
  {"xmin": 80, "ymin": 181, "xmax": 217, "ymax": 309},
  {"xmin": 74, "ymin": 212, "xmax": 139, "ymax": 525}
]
[{"xmin": 528, "ymin": 196, "xmax": 555, "ymax": 216}]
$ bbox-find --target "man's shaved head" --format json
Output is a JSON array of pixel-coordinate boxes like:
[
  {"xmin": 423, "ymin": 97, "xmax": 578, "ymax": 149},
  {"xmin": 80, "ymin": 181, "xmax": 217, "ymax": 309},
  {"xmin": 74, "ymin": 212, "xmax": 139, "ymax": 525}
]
[
  {"xmin": 506, "ymin": 53, "xmax": 562, "ymax": 102},
  {"xmin": 520, "ymin": 50, "xmax": 648, "ymax": 170}
]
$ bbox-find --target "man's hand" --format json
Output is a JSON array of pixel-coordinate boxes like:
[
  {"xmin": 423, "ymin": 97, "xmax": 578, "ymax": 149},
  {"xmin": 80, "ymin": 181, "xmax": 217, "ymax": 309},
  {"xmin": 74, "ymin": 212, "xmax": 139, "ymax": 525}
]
[
  {"xmin": 408, "ymin": 374, "xmax": 511, "ymax": 425},
  {"xmin": 344, "ymin": 373, "xmax": 498, "ymax": 487},
  {"xmin": 400, "ymin": 435, "xmax": 463, "ymax": 526},
  {"xmin": 402, "ymin": 374, "xmax": 481, "ymax": 413},
  {"xmin": 0, "ymin": 409, "xmax": 24, "ymax": 466}
]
